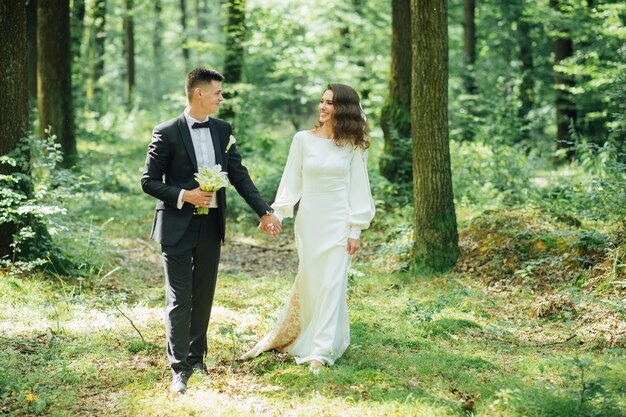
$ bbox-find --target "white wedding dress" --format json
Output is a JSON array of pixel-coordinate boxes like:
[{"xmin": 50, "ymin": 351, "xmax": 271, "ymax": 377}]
[{"xmin": 241, "ymin": 130, "xmax": 375, "ymax": 365}]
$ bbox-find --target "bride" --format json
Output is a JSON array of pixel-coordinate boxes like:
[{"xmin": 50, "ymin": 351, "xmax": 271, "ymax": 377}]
[{"xmin": 241, "ymin": 83, "xmax": 375, "ymax": 371}]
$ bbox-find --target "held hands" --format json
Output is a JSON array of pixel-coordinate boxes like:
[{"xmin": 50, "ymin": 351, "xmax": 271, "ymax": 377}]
[
  {"xmin": 183, "ymin": 187, "xmax": 215, "ymax": 207},
  {"xmin": 258, "ymin": 214, "xmax": 282, "ymax": 238},
  {"xmin": 347, "ymin": 238, "xmax": 360, "ymax": 255}
]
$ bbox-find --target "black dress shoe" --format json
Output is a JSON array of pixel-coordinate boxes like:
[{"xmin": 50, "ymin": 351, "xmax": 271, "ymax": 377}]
[
  {"xmin": 170, "ymin": 373, "xmax": 190, "ymax": 395},
  {"xmin": 191, "ymin": 362, "xmax": 209, "ymax": 377}
]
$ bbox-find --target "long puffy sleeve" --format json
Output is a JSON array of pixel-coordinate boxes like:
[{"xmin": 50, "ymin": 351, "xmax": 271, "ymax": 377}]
[
  {"xmin": 348, "ymin": 148, "xmax": 376, "ymax": 239},
  {"xmin": 271, "ymin": 133, "xmax": 303, "ymax": 220}
]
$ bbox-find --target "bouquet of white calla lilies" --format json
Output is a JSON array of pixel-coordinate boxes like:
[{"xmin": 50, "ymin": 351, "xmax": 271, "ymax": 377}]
[{"xmin": 194, "ymin": 164, "xmax": 230, "ymax": 214}]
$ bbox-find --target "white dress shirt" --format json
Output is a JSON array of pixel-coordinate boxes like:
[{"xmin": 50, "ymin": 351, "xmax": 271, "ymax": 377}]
[{"xmin": 176, "ymin": 111, "xmax": 218, "ymax": 209}]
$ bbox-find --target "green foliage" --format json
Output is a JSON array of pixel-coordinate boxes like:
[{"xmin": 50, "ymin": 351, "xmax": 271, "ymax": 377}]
[
  {"xmin": 451, "ymin": 141, "xmax": 537, "ymax": 210},
  {"xmin": 378, "ymin": 128, "xmax": 412, "ymax": 194},
  {"xmin": 405, "ymin": 299, "xmax": 447, "ymax": 323},
  {"xmin": 529, "ymin": 141, "xmax": 626, "ymax": 227},
  {"xmin": 235, "ymin": 0, "xmax": 390, "ymax": 134},
  {"xmin": 380, "ymin": 96, "xmax": 412, "ymax": 188},
  {"xmin": 0, "ymin": 134, "xmax": 73, "ymax": 275},
  {"xmin": 555, "ymin": 2, "xmax": 626, "ymax": 146},
  {"xmin": 448, "ymin": 0, "xmax": 626, "ymax": 156}
]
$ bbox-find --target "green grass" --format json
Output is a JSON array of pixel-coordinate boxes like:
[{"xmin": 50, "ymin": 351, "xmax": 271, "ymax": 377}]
[
  {"xmin": 2, "ymin": 263, "xmax": 625, "ymax": 416},
  {"xmin": 1, "ymin": 116, "xmax": 625, "ymax": 416}
]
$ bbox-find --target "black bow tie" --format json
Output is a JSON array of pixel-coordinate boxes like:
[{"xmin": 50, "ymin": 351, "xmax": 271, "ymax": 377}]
[{"xmin": 191, "ymin": 120, "xmax": 211, "ymax": 129}]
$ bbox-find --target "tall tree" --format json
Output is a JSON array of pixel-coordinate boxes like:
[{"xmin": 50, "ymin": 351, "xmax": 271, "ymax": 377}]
[
  {"xmin": 124, "ymin": 0, "xmax": 135, "ymax": 106},
  {"xmin": 460, "ymin": 0, "xmax": 478, "ymax": 142},
  {"xmin": 180, "ymin": 0, "xmax": 190, "ymax": 69},
  {"xmin": 411, "ymin": 0, "xmax": 459, "ymax": 271},
  {"xmin": 221, "ymin": 0, "xmax": 246, "ymax": 120},
  {"xmin": 153, "ymin": 0, "xmax": 163, "ymax": 95},
  {"xmin": 71, "ymin": 0, "xmax": 86, "ymax": 109},
  {"xmin": 195, "ymin": 0, "xmax": 207, "ymax": 42},
  {"xmin": 463, "ymin": 0, "xmax": 477, "ymax": 94},
  {"xmin": 380, "ymin": 0, "xmax": 412, "ymax": 186},
  {"xmin": 87, "ymin": 0, "xmax": 106, "ymax": 106},
  {"xmin": 38, "ymin": 0, "xmax": 77, "ymax": 167},
  {"xmin": 0, "ymin": 1, "xmax": 30, "ymax": 257},
  {"xmin": 550, "ymin": 0, "xmax": 576, "ymax": 160},
  {"xmin": 26, "ymin": 0, "xmax": 38, "ymax": 104},
  {"xmin": 71, "ymin": 0, "xmax": 86, "ymax": 59},
  {"xmin": 516, "ymin": 1, "xmax": 534, "ymax": 140}
]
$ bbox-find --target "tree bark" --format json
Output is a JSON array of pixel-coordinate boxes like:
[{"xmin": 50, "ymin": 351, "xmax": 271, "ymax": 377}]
[
  {"xmin": 71, "ymin": 0, "xmax": 85, "ymax": 59},
  {"xmin": 124, "ymin": 0, "xmax": 135, "ymax": 106},
  {"xmin": 180, "ymin": 0, "xmax": 190, "ymax": 69},
  {"xmin": 380, "ymin": 0, "xmax": 412, "ymax": 185},
  {"xmin": 71, "ymin": 0, "xmax": 86, "ymax": 110},
  {"xmin": 26, "ymin": 0, "xmax": 38, "ymax": 104},
  {"xmin": 153, "ymin": 0, "xmax": 163, "ymax": 92},
  {"xmin": 87, "ymin": 0, "xmax": 106, "ymax": 106},
  {"xmin": 411, "ymin": 0, "xmax": 459, "ymax": 271},
  {"xmin": 224, "ymin": 0, "xmax": 246, "ymax": 85},
  {"xmin": 517, "ymin": 5, "xmax": 534, "ymax": 135},
  {"xmin": 463, "ymin": 0, "xmax": 477, "ymax": 94},
  {"xmin": 38, "ymin": 0, "xmax": 77, "ymax": 167},
  {"xmin": 0, "ymin": 1, "xmax": 29, "ymax": 257},
  {"xmin": 460, "ymin": 0, "xmax": 477, "ymax": 142},
  {"xmin": 195, "ymin": 0, "xmax": 206, "ymax": 42},
  {"xmin": 0, "ymin": 2, "xmax": 29, "ymax": 163},
  {"xmin": 221, "ymin": 0, "xmax": 246, "ymax": 120},
  {"xmin": 550, "ymin": 0, "xmax": 576, "ymax": 160}
]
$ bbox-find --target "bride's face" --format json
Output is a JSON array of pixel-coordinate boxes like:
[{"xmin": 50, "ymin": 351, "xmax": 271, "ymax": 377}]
[{"xmin": 318, "ymin": 89, "xmax": 335, "ymax": 126}]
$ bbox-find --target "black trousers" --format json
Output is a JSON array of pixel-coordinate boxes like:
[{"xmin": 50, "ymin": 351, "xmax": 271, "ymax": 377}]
[{"xmin": 161, "ymin": 209, "xmax": 221, "ymax": 376}]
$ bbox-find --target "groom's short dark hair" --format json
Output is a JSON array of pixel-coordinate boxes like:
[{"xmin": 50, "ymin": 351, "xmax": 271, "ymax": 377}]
[{"xmin": 185, "ymin": 67, "xmax": 224, "ymax": 98}]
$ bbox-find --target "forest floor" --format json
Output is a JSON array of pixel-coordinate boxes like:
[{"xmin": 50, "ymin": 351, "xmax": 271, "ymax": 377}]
[{"xmin": 1, "ymin": 129, "xmax": 625, "ymax": 416}]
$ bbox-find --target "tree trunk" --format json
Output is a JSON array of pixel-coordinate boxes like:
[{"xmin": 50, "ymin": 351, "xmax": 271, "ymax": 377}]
[
  {"xmin": 463, "ymin": 0, "xmax": 477, "ymax": 94},
  {"xmin": 221, "ymin": 0, "xmax": 246, "ymax": 120},
  {"xmin": 71, "ymin": 0, "xmax": 86, "ymax": 110},
  {"xmin": 153, "ymin": 0, "xmax": 163, "ymax": 94},
  {"xmin": 460, "ymin": 0, "xmax": 477, "ymax": 142},
  {"xmin": 71, "ymin": 0, "xmax": 85, "ymax": 51},
  {"xmin": 124, "ymin": 0, "xmax": 135, "ymax": 106},
  {"xmin": 380, "ymin": 0, "xmax": 412, "ymax": 186},
  {"xmin": 26, "ymin": 0, "xmax": 38, "ymax": 104},
  {"xmin": 0, "ymin": 1, "xmax": 29, "ymax": 257},
  {"xmin": 180, "ymin": 0, "xmax": 190, "ymax": 69},
  {"xmin": 0, "ymin": 3, "xmax": 29, "ymax": 158},
  {"xmin": 517, "ymin": 5, "xmax": 534, "ymax": 139},
  {"xmin": 38, "ymin": 0, "xmax": 77, "ymax": 167},
  {"xmin": 87, "ymin": 0, "xmax": 106, "ymax": 106},
  {"xmin": 195, "ymin": 0, "xmax": 206, "ymax": 42},
  {"xmin": 550, "ymin": 0, "xmax": 576, "ymax": 160},
  {"xmin": 224, "ymin": 0, "xmax": 245, "ymax": 84},
  {"xmin": 411, "ymin": 0, "xmax": 459, "ymax": 271}
]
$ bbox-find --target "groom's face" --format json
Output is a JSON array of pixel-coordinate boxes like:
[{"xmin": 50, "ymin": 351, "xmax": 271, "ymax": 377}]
[{"xmin": 194, "ymin": 80, "xmax": 224, "ymax": 115}]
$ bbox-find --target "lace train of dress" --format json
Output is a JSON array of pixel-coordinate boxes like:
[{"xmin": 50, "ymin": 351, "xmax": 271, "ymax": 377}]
[{"xmin": 241, "ymin": 131, "xmax": 375, "ymax": 365}]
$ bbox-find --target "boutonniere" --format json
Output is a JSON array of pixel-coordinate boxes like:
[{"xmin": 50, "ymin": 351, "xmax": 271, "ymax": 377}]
[{"xmin": 226, "ymin": 135, "xmax": 236, "ymax": 153}]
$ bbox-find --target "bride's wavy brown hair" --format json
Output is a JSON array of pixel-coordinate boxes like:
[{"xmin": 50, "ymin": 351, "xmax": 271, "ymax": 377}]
[{"xmin": 317, "ymin": 83, "xmax": 369, "ymax": 149}]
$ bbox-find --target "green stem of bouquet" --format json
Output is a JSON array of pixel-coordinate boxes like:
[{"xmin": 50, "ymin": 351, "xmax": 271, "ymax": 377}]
[{"xmin": 196, "ymin": 186, "xmax": 220, "ymax": 215}]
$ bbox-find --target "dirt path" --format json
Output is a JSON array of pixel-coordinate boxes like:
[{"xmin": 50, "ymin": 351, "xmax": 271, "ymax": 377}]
[{"xmin": 219, "ymin": 238, "xmax": 298, "ymax": 277}]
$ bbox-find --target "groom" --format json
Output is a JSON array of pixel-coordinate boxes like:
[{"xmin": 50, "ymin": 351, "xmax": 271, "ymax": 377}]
[{"xmin": 141, "ymin": 67, "xmax": 281, "ymax": 394}]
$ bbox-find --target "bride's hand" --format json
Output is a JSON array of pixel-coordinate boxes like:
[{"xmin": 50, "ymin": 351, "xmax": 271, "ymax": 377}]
[
  {"xmin": 347, "ymin": 238, "xmax": 360, "ymax": 255},
  {"xmin": 258, "ymin": 214, "xmax": 282, "ymax": 237}
]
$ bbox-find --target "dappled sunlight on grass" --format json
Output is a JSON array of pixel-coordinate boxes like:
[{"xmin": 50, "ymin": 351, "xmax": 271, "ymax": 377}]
[
  {"xmin": 2, "ymin": 265, "xmax": 626, "ymax": 416},
  {"xmin": 3, "ymin": 166, "xmax": 626, "ymax": 417}
]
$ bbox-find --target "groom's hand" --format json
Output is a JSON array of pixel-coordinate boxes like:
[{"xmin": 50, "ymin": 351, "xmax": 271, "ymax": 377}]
[
  {"xmin": 258, "ymin": 214, "xmax": 282, "ymax": 237},
  {"xmin": 183, "ymin": 187, "xmax": 214, "ymax": 207}
]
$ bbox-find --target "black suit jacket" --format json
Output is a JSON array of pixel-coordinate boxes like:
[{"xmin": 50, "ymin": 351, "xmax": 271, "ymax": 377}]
[{"xmin": 141, "ymin": 113, "xmax": 271, "ymax": 245}]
